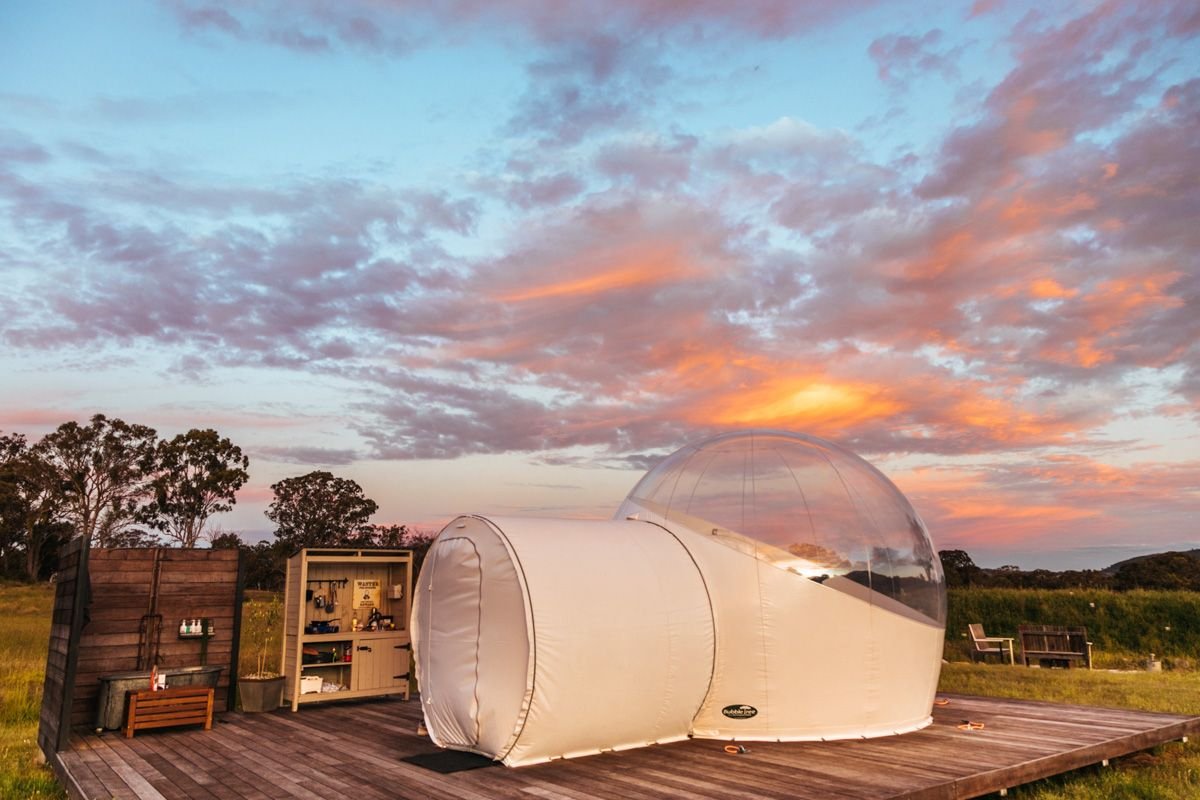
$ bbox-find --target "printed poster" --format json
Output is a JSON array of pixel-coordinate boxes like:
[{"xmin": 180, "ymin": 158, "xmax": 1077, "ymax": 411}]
[{"xmin": 353, "ymin": 578, "xmax": 380, "ymax": 610}]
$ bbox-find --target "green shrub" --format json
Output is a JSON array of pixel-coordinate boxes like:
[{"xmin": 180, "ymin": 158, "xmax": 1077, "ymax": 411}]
[
  {"xmin": 239, "ymin": 590, "xmax": 283, "ymax": 678},
  {"xmin": 947, "ymin": 588, "xmax": 1200, "ymax": 662}
]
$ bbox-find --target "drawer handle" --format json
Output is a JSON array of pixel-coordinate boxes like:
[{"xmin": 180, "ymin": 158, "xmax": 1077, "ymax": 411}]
[{"xmin": 357, "ymin": 645, "xmax": 372, "ymax": 653}]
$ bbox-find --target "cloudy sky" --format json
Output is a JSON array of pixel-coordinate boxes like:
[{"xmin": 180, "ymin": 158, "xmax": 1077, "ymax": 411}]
[{"xmin": 1, "ymin": 1, "xmax": 1197, "ymax": 568}]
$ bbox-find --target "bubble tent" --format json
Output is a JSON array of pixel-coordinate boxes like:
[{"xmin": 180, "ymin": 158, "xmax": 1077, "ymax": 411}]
[
  {"xmin": 616, "ymin": 429, "xmax": 946, "ymax": 625},
  {"xmin": 412, "ymin": 430, "xmax": 947, "ymax": 766}
]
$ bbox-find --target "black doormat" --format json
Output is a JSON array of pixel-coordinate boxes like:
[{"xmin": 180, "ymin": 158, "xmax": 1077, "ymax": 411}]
[{"xmin": 401, "ymin": 750, "xmax": 498, "ymax": 773}]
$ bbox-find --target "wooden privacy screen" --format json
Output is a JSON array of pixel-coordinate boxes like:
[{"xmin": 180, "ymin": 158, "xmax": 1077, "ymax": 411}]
[
  {"xmin": 38, "ymin": 544, "xmax": 244, "ymax": 757},
  {"xmin": 38, "ymin": 536, "xmax": 89, "ymax": 755}
]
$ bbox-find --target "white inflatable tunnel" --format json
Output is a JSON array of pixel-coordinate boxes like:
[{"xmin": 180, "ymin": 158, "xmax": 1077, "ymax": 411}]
[
  {"xmin": 412, "ymin": 430, "xmax": 946, "ymax": 766},
  {"xmin": 412, "ymin": 515, "xmax": 715, "ymax": 765}
]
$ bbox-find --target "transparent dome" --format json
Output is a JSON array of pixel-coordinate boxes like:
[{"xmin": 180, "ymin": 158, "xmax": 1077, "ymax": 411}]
[{"xmin": 615, "ymin": 430, "xmax": 946, "ymax": 624}]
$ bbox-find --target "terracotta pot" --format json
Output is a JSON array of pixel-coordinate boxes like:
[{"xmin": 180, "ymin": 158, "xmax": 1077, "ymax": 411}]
[{"xmin": 238, "ymin": 675, "xmax": 285, "ymax": 712}]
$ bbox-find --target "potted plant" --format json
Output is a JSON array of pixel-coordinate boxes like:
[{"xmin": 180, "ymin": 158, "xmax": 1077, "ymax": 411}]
[{"xmin": 238, "ymin": 594, "xmax": 285, "ymax": 712}]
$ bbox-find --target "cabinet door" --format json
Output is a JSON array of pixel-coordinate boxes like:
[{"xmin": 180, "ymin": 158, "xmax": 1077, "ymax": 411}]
[{"xmin": 352, "ymin": 640, "xmax": 410, "ymax": 691}]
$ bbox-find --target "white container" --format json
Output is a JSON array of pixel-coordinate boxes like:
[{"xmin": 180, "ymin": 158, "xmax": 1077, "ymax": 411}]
[{"xmin": 300, "ymin": 675, "xmax": 323, "ymax": 694}]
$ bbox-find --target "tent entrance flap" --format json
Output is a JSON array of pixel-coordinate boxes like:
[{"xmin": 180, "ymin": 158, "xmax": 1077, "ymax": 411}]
[{"xmin": 422, "ymin": 537, "xmax": 483, "ymax": 748}]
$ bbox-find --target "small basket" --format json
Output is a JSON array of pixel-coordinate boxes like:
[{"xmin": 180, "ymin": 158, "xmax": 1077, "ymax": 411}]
[{"xmin": 300, "ymin": 676, "xmax": 323, "ymax": 694}]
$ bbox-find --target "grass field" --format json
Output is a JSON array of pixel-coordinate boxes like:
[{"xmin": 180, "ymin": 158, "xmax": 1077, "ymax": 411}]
[
  {"xmin": 3, "ymin": 581, "xmax": 1199, "ymax": 799},
  {"xmin": 0, "ymin": 582, "xmax": 65, "ymax": 799},
  {"xmin": 939, "ymin": 663, "xmax": 1200, "ymax": 798}
]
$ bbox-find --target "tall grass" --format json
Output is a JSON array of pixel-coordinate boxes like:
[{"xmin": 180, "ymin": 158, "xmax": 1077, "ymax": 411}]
[
  {"xmin": 0, "ymin": 582, "xmax": 65, "ymax": 799},
  {"xmin": 946, "ymin": 588, "xmax": 1200, "ymax": 667}
]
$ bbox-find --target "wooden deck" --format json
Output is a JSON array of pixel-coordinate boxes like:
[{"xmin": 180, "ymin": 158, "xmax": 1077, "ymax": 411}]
[{"xmin": 53, "ymin": 693, "xmax": 1199, "ymax": 800}]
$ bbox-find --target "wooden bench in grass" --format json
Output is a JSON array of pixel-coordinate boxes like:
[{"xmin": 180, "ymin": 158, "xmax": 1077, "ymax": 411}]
[
  {"xmin": 124, "ymin": 686, "xmax": 214, "ymax": 738},
  {"xmin": 1018, "ymin": 624, "xmax": 1093, "ymax": 669}
]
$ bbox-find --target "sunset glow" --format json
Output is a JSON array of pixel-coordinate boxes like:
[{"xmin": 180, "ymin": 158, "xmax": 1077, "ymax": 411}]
[
  {"xmin": 708, "ymin": 378, "xmax": 902, "ymax": 429},
  {"xmin": 0, "ymin": 1, "xmax": 1196, "ymax": 569}
]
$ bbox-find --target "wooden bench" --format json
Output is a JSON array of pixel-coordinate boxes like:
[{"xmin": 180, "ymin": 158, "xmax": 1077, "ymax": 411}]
[
  {"xmin": 124, "ymin": 686, "xmax": 214, "ymax": 738},
  {"xmin": 1018, "ymin": 624, "xmax": 1092, "ymax": 669}
]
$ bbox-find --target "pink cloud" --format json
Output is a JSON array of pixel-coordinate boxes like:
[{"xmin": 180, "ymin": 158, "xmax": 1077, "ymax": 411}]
[
  {"xmin": 165, "ymin": 1, "xmax": 884, "ymax": 52},
  {"xmin": 901, "ymin": 456, "xmax": 1200, "ymax": 552},
  {"xmin": 868, "ymin": 29, "xmax": 962, "ymax": 87},
  {"xmin": 1, "ymin": 2, "xmax": 1193, "ymax": 480}
]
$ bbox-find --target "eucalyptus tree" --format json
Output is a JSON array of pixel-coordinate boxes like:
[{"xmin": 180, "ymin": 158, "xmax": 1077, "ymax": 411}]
[
  {"xmin": 266, "ymin": 470, "xmax": 378, "ymax": 551},
  {"xmin": 33, "ymin": 414, "xmax": 159, "ymax": 547},
  {"xmin": 141, "ymin": 429, "xmax": 250, "ymax": 548},
  {"xmin": 0, "ymin": 432, "xmax": 70, "ymax": 579}
]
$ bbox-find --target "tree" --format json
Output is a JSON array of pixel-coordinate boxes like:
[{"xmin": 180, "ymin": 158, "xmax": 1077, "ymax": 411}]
[
  {"xmin": 33, "ymin": 414, "xmax": 159, "ymax": 547},
  {"xmin": 938, "ymin": 549, "xmax": 981, "ymax": 588},
  {"xmin": 207, "ymin": 530, "xmax": 288, "ymax": 590},
  {"xmin": 397, "ymin": 526, "xmax": 437, "ymax": 578},
  {"xmin": 1113, "ymin": 552, "xmax": 1200, "ymax": 591},
  {"xmin": 266, "ymin": 471, "xmax": 378, "ymax": 551},
  {"xmin": 348, "ymin": 523, "xmax": 409, "ymax": 549},
  {"xmin": 141, "ymin": 429, "xmax": 249, "ymax": 548},
  {"xmin": 0, "ymin": 432, "xmax": 71, "ymax": 580},
  {"xmin": 208, "ymin": 529, "xmax": 243, "ymax": 550}
]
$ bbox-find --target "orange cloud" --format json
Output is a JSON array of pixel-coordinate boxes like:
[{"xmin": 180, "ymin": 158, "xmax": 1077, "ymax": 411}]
[
  {"xmin": 1072, "ymin": 337, "xmax": 1108, "ymax": 368},
  {"xmin": 1000, "ymin": 191, "xmax": 1096, "ymax": 232},
  {"xmin": 885, "ymin": 229, "xmax": 975, "ymax": 282},
  {"xmin": 1081, "ymin": 274, "xmax": 1184, "ymax": 323},
  {"xmin": 898, "ymin": 454, "xmax": 1200, "ymax": 552},
  {"xmin": 495, "ymin": 243, "xmax": 695, "ymax": 303},
  {"xmin": 703, "ymin": 375, "xmax": 904, "ymax": 428},
  {"xmin": 932, "ymin": 499, "xmax": 1101, "ymax": 546},
  {"xmin": 1034, "ymin": 272, "xmax": 1184, "ymax": 368},
  {"xmin": 897, "ymin": 467, "xmax": 1102, "ymax": 547},
  {"xmin": 499, "ymin": 265, "xmax": 665, "ymax": 302},
  {"xmin": 1029, "ymin": 278, "xmax": 1077, "ymax": 299},
  {"xmin": 944, "ymin": 390, "xmax": 1074, "ymax": 444}
]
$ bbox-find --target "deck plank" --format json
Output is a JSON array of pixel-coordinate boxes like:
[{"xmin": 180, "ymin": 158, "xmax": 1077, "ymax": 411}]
[{"xmin": 54, "ymin": 693, "xmax": 1199, "ymax": 800}]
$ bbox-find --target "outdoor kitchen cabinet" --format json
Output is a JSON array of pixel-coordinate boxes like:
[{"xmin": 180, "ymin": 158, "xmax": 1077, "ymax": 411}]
[{"xmin": 282, "ymin": 548, "xmax": 413, "ymax": 711}]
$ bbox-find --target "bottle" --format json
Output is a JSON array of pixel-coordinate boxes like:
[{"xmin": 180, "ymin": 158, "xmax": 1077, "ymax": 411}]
[
  {"xmin": 352, "ymin": 612, "xmax": 360, "ymax": 632},
  {"xmin": 179, "ymin": 619, "xmax": 187, "ymax": 636}
]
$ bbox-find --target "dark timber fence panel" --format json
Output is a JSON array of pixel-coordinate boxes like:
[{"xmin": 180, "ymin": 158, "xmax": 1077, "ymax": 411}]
[{"xmin": 38, "ymin": 535, "xmax": 90, "ymax": 758}]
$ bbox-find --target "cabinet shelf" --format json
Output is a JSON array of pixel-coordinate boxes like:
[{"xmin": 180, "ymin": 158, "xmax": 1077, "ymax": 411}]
[{"xmin": 282, "ymin": 548, "xmax": 413, "ymax": 712}]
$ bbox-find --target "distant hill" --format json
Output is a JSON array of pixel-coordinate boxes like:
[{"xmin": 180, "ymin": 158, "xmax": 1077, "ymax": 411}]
[{"xmin": 1104, "ymin": 549, "xmax": 1200, "ymax": 575}]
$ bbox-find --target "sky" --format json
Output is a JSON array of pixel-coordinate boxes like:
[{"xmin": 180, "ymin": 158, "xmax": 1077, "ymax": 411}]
[{"xmin": 0, "ymin": 1, "xmax": 1197, "ymax": 570}]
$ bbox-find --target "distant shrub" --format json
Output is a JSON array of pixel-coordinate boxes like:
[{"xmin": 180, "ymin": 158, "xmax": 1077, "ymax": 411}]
[{"xmin": 946, "ymin": 588, "xmax": 1200, "ymax": 661}]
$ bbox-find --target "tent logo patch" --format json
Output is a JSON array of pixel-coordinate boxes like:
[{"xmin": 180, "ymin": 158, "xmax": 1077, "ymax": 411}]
[{"xmin": 721, "ymin": 704, "xmax": 758, "ymax": 719}]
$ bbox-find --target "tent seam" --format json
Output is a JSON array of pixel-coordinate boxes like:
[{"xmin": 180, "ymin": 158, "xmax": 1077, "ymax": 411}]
[
  {"xmin": 473, "ymin": 514, "xmax": 537, "ymax": 765},
  {"xmin": 639, "ymin": 519, "xmax": 718, "ymax": 731}
]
